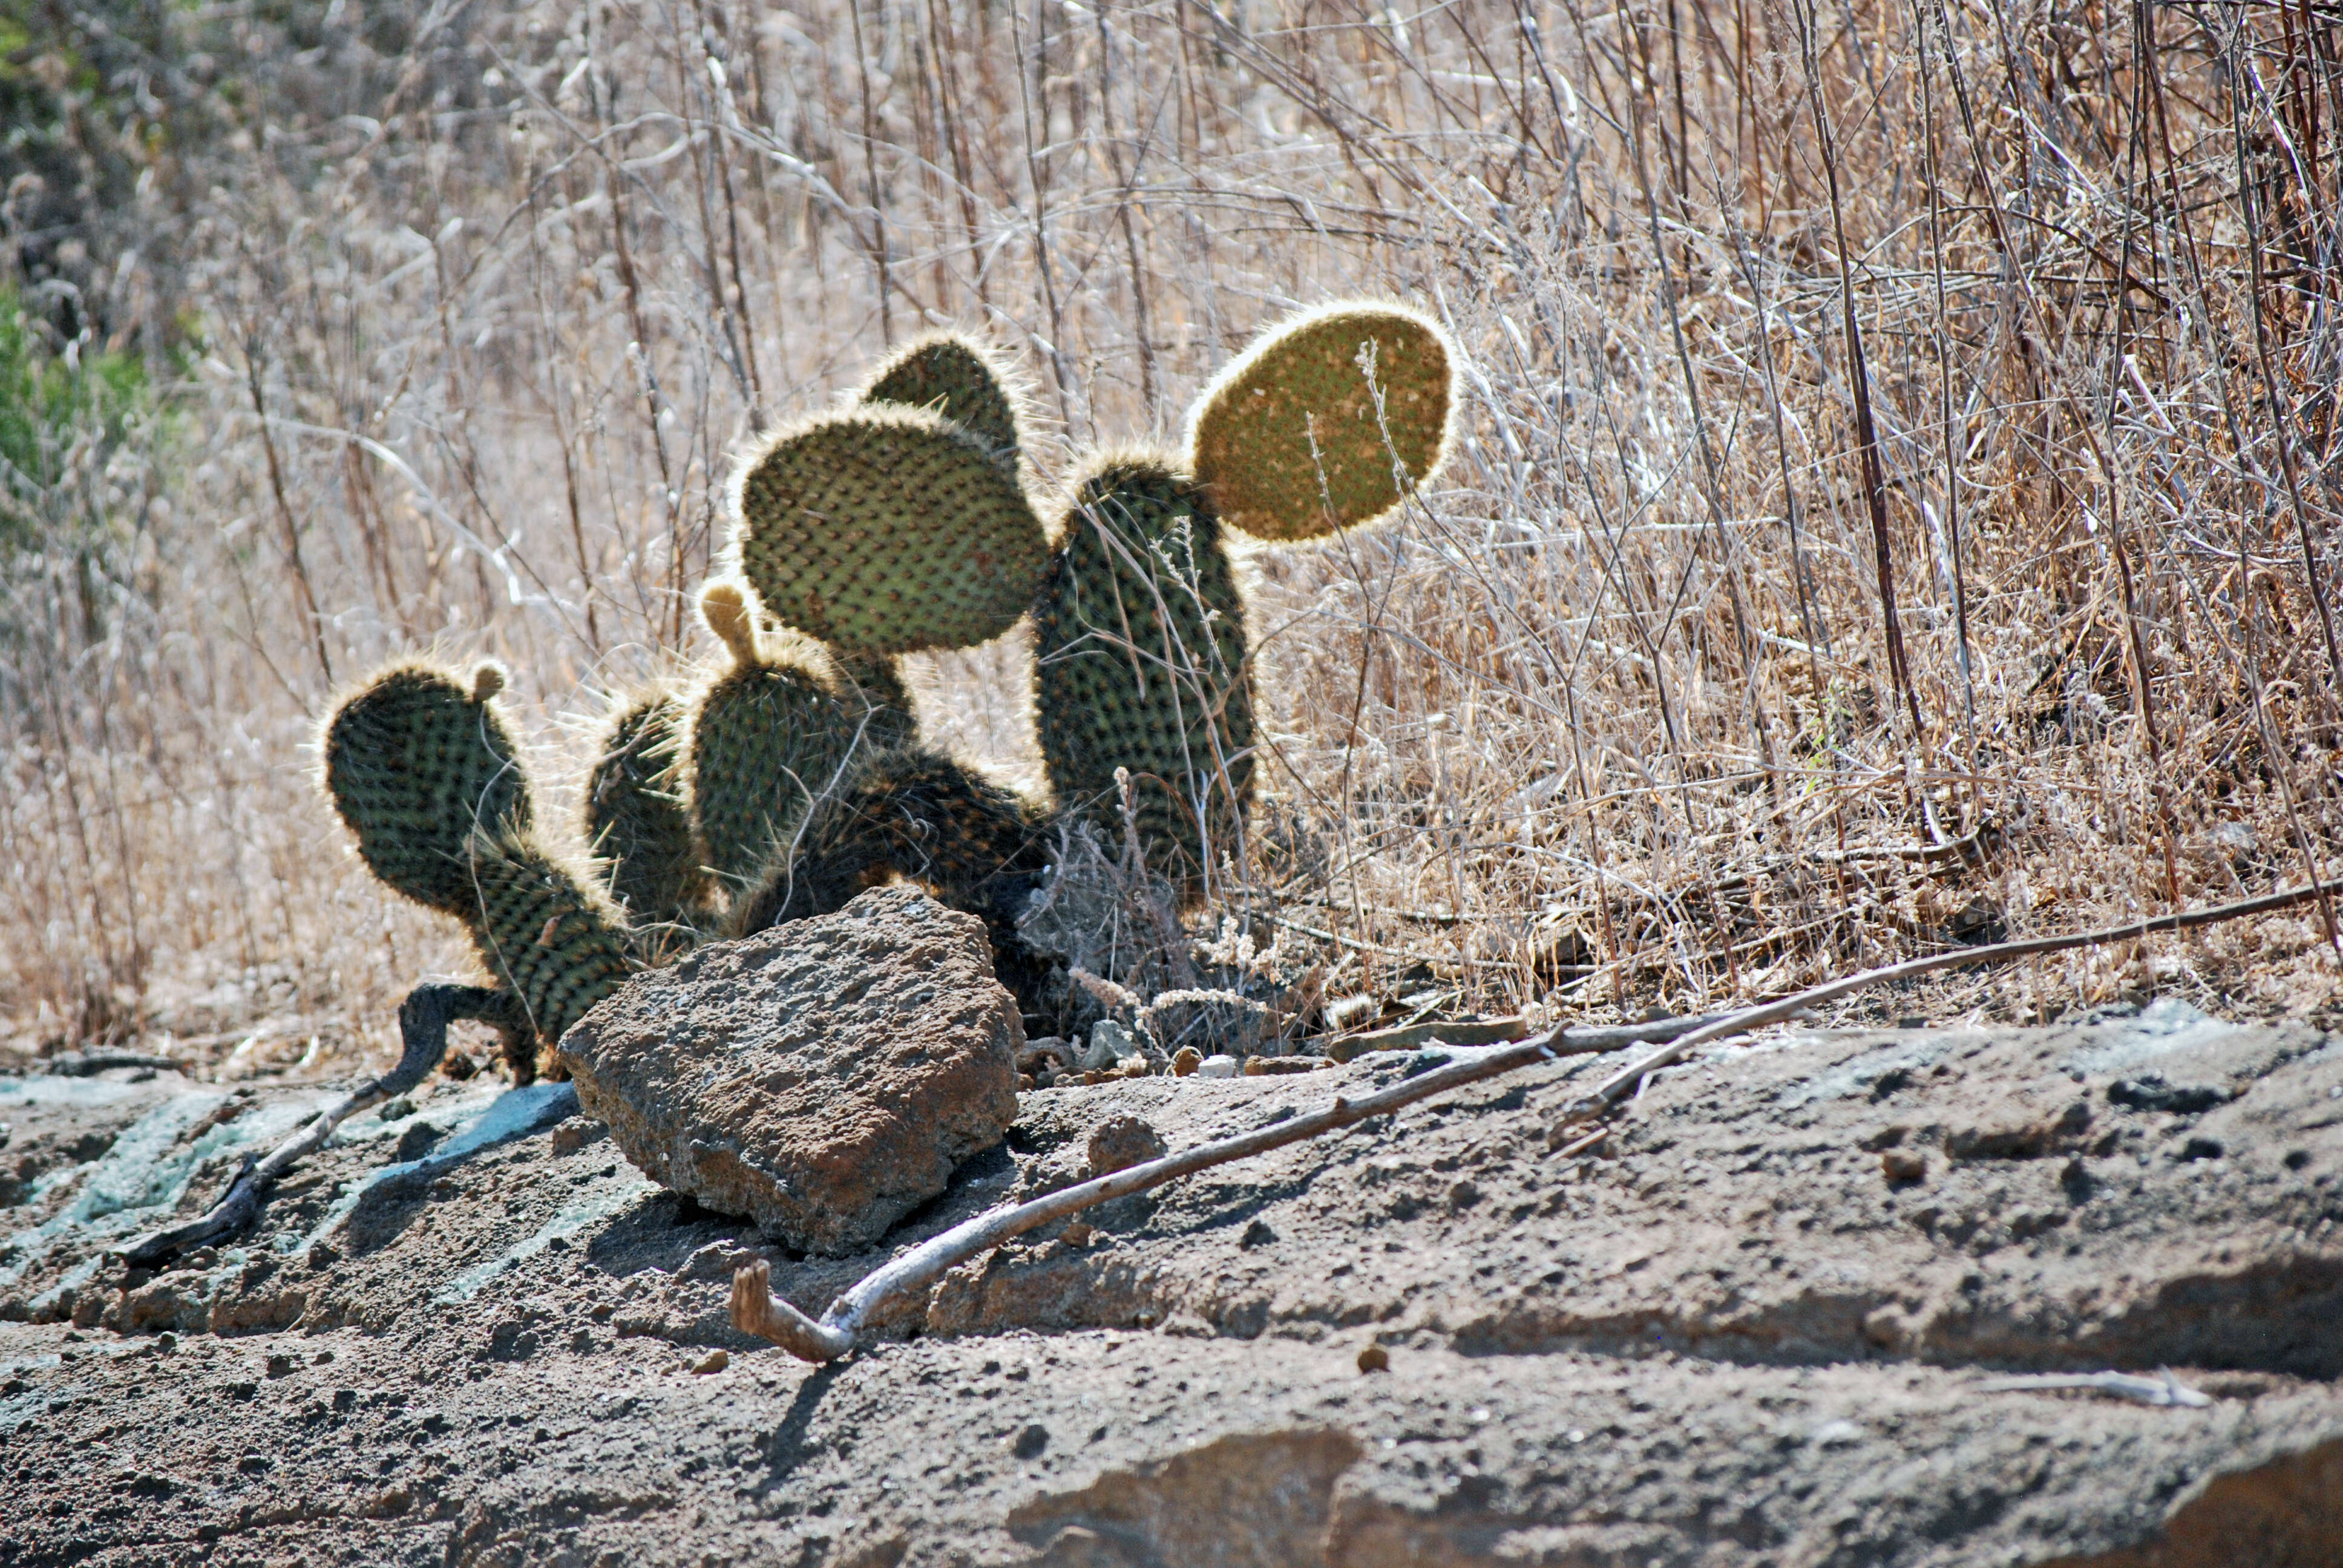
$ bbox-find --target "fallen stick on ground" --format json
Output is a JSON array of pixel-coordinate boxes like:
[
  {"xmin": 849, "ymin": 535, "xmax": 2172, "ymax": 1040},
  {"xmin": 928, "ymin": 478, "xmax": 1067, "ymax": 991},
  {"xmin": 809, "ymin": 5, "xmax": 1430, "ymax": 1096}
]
[
  {"xmin": 121, "ymin": 984, "xmax": 520, "ymax": 1272},
  {"xmin": 31, "ymin": 1050, "xmax": 189, "ymax": 1077},
  {"xmin": 1548, "ymin": 877, "xmax": 2343, "ymax": 1126},
  {"xmin": 1973, "ymin": 1370, "xmax": 2214, "ymax": 1408},
  {"xmin": 732, "ymin": 878, "xmax": 2342, "ymax": 1362}
]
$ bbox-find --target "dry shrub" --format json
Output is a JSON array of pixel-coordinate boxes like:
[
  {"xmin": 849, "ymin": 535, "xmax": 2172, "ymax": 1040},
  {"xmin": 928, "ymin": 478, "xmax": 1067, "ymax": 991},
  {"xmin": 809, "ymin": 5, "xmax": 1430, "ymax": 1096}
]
[{"xmin": 3, "ymin": 0, "xmax": 2339, "ymax": 1063}]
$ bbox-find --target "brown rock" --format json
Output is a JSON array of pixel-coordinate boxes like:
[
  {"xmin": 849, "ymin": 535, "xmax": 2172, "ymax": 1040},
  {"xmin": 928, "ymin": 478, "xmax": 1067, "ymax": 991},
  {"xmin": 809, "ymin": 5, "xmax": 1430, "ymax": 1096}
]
[
  {"xmin": 1881, "ymin": 1148, "xmax": 1927, "ymax": 1183},
  {"xmin": 554, "ymin": 885, "xmax": 1021, "ymax": 1255},
  {"xmin": 1087, "ymin": 1116, "xmax": 1167, "ymax": 1177}
]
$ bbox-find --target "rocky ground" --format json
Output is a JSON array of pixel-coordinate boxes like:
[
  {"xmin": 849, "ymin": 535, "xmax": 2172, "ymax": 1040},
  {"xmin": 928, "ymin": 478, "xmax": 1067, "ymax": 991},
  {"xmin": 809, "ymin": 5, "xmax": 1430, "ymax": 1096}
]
[{"xmin": 2, "ymin": 997, "xmax": 2340, "ymax": 1566}]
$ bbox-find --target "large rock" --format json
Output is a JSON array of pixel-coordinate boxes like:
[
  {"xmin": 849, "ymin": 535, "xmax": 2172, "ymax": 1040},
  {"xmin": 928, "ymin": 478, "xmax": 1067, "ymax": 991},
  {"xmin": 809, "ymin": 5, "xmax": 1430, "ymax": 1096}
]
[{"xmin": 554, "ymin": 884, "xmax": 1021, "ymax": 1254}]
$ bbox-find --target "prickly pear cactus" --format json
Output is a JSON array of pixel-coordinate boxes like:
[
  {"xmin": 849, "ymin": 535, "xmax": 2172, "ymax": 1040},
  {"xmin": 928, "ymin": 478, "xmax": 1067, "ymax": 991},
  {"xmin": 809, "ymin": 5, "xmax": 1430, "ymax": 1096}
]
[
  {"xmin": 732, "ymin": 407, "xmax": 1048, "ymax": 656},
  {"xmin": 323, "ymin": 662, "xmax": 531, "ymax": 917},
  {"xmin": 1032, "ymin": 456, "xmax": 1253, "ymax": 892},
  {"xmin": 733, "ymin": 745, "xmax": 1049, "ymax": 935},
  {"xmin": 580, "ymin": 690, "xmax": 707, "ymax": 947},
  {"xmin": 861, "ymin": 333, "xmax": 1023, "ymax": 475},
  {"xmin": 1187, "ymin": 304, "xmax": 1457, "ymax": 542},
  {"xmin": 685, "ymin": 581, "xmax": 915, "ymax": 897},
  {"xmin": 324, "ymin": 660, "xmax": 633, "ymax": 1077},
  {"xmin": 461, "ymin": 831, "xmax": 634, "ymax": 1047}
]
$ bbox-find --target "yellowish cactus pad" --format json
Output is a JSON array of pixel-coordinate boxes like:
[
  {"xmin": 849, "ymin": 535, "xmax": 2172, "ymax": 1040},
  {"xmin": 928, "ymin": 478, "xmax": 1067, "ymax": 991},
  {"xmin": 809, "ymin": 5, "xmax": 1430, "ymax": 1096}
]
[{"xmin": 1186, "ymin": 303, "xmax": 1458, "ymax": 542}]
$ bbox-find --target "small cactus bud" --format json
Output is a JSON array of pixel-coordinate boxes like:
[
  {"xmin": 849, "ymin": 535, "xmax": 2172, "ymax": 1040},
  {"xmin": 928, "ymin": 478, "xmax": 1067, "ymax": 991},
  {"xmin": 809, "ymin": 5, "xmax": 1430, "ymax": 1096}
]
[{"xmin": 699, "ymin": 581, "xmax": 760, "ymax": 668}]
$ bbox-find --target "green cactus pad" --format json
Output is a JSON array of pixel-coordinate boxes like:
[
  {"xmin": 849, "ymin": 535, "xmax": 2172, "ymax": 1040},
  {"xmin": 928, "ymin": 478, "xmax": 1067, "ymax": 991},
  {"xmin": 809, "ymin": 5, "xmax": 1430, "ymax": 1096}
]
[
  {"xmin": 323, "ymin": 662, "xmax": 532, "ymax": 917},
  {"xmin": 580, "ymin": 691, "xmax": 707, "ymax": 942},
  {"xmin": 733, "ymin": 746, "xmax": 1049, "ymax": 935},
  {"xmin": 1032, "ymin": 456, "xmax": 1254, "ymax": 892},
  {"xmin": 861, "ymin": 334, "xmax": 1023, "ymax": 474},
  {"xmin": 461, "ymin": 831, "xmax": 633, "ymax": 1047},
  {"xmin": 1187, "ymin": 304, "xmax": 1457, "ymax": 541},
  {"xmin": 685, "ymin": 584, "xmax": 916, "ymax": 896},
  {"xmin": 732, "ymin": 407, "xmax": 1048, "ymax": 655}
]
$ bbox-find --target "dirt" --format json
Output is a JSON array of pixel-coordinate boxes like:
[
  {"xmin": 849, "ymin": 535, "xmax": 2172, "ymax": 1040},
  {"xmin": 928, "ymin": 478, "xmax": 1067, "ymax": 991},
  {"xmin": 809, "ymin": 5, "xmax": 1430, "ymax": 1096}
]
[{"xmin": 2, "ymin": 996, "xmax": 2339, "ymax": 1565}]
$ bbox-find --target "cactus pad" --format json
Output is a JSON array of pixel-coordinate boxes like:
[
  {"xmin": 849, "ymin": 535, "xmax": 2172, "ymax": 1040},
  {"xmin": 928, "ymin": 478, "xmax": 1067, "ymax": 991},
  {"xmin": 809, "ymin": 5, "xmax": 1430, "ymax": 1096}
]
[
  {"xmin": 686, "ymin": 583, "xmax": 916, "ymax": 896},
  {"xmin": 732, "ymin": 407, "xmax": 1048, "ymax": 655},
  {"xmin": 323, "ymin": 662, "xmax": 532, "ymax": 916},
  {"xmin": 1187, "ymin": 304, "xmax": 1457, "ymax": 541},
  {"xmin": 1032, "ymin": 456, "xmax": 1253, "ymax": 890},
  {"xmin": 461, "ymin": 831, "xmax": 633, "ymax": 1047},
  {"xmin": 733, "ymin": 746, "xmax": 1049, "ymax": 934},
  {"xmin": 861, "ymin": 333, "xmax": 1023, "ymax": 474},
  {"xmin": 581, "ymin": 691, "xmax": 707, "ymax": 942}
]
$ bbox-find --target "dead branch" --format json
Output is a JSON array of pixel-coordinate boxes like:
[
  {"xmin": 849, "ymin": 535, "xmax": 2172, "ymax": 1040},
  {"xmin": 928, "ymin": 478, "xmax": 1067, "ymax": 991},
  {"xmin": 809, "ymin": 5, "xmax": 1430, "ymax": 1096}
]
[
  {"xmin": 121, "ymin": 984, "xmax": 522, "ymax": 1272},
  {"xmin": 732, "ymin": 878, "xmax": 2341, "ymax": 1363}
]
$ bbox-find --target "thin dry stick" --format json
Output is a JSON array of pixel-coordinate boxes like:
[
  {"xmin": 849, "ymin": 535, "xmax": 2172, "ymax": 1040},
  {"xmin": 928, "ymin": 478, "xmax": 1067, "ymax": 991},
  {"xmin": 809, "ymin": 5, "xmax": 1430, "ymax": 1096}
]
[
  {"xmin": 1795, "ymin": 0, "xmax": 1922, "ymax": 737},
  {"xmin": 121, "ymin": 985, "xmax": 524, "ymax": 1270},
  {"xmin": 731, "ymin": 878, "xmax": 2342, "ymax": 1363}
]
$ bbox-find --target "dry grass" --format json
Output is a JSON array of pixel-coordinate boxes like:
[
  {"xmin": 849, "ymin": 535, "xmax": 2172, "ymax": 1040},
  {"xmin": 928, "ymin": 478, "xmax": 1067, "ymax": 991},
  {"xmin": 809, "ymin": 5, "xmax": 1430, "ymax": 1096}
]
[{"xmin": 4, "ymin": 0, "xmax": 2341, "ymax": 1071}]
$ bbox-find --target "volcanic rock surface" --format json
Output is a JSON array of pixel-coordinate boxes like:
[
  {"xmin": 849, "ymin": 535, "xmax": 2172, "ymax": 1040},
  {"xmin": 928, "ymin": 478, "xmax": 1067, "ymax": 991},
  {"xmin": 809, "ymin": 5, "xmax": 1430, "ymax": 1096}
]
[
  {"xmin": 554, "ymin": 884, "xmax": 1023, "ymax": 1255},
  {"xmin": 0, "ymin": 998, "xmax": 2339, "ymax": 1565}
]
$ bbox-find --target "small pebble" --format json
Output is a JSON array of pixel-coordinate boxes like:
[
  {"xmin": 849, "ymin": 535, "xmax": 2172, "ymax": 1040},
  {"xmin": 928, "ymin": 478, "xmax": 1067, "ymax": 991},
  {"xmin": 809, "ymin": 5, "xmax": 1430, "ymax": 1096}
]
[
  {"xmin": 693, "ymin": 1350, "xmax": 729, "ymax": 1374},
  {"xmin": 1197, "ymin": 1054, "xmax": 1239, "ymax": 1079},
  {"xmin": 1171, "ymin": 1047, "xmax": 1202, "ymax": 1076},
  {"xmin": 1357, "ymin": 1344, "xmax": 1389, "ymax": 1374},
  {"xmin": 1881, "ymin": 1149, "xmax": 1927, "ymax": 1183}
]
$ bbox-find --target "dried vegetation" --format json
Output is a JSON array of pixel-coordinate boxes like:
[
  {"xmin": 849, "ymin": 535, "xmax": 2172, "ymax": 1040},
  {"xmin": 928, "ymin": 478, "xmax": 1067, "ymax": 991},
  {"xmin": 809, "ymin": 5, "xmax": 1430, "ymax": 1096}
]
[{"xmin": 4, "ymin": 0, "xmax": 2341, "ymax": 1067}]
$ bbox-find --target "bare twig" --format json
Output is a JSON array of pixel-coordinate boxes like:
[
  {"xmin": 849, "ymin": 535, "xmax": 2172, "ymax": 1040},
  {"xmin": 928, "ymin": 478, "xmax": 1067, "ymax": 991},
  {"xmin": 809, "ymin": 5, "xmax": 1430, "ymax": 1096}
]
[
  {"xmin": 1974, "ymin": 1370, "xmax": 2213, "ymax": 1408},
  {"xmin": 120, "ymin": 985, "xmax": 523, "ymax": 1272},
  {"xmin": 732, "ymin": 880, "xmax": 2342, "ymax": 1362}
]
